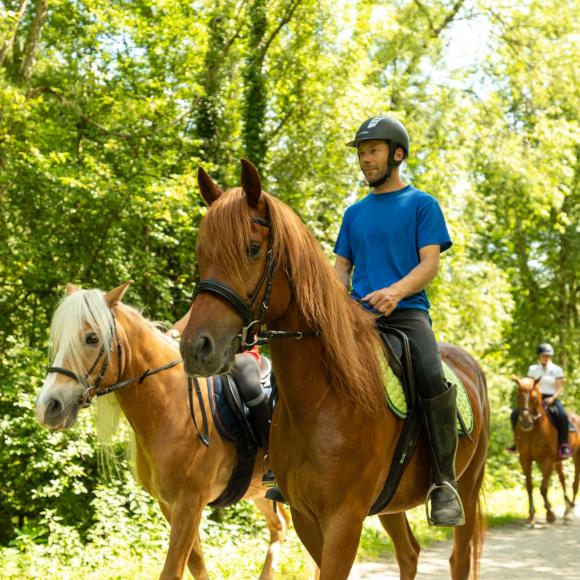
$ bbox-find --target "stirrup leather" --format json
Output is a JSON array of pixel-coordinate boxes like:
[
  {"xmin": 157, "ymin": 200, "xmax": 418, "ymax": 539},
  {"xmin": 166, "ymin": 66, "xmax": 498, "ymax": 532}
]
[{"xmin": 425, "ymin": 481, "xmax": 465, "ymax": 526}]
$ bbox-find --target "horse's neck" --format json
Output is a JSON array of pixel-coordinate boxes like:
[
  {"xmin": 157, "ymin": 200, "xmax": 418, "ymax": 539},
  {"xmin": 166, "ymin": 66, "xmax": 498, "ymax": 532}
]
[
  {"xmin": 114, "ymin": 318, "xmax": 185, "ymax": 439},
  {"xmin": 269, "ymin": 303, "xmax": 335, "ymax": 414}
]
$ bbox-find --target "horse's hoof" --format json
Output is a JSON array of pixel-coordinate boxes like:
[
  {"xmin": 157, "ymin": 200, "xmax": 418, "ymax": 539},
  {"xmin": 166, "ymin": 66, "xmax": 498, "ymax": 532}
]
[
  {"xmin": 526, "ymin": 518, "xmax": 535, "ymax": 528},
  {"xmin": 546, "ymin": 512, "xmax": 556, "ymax": 524}
]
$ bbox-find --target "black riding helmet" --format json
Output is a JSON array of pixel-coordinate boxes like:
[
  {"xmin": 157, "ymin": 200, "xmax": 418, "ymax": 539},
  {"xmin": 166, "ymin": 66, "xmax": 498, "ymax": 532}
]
[
  {"xmin": 347, "ymin": 116, "xmax": 410, "ymax": 188},
  {"xmin": 346, "ymin": 115, "xmax": 410, "ymax": 157}
]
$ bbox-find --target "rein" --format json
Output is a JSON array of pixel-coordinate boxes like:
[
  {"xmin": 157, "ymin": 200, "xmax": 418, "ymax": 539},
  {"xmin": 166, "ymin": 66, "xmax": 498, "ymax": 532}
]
[
  {"xmin": 193, "ymin": 210, "xmax": 319, "ymax": 350},
  {"xmin": 518, "ymin": 391, "xmax": 545, "ymax": 431}
]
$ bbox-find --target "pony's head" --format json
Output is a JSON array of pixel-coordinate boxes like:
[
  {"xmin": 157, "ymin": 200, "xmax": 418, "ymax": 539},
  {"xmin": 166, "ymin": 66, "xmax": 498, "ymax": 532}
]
[
  {"xmin": 511, "ymin": 375, "xmax": 543, "ymax": 431},
  {"xmin": 181, "ymin": 159, "xmax": 292, "ymax": 376},
  {"xmin": 35, "ymin": 281, "xmax": 132, "ymax": 430}
]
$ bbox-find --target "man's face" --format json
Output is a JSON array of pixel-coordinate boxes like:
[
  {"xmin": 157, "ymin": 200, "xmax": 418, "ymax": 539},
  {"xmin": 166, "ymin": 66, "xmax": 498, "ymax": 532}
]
[{"xmin": 357, "ymin": 140, "xmax": 390, "ymax": 182}]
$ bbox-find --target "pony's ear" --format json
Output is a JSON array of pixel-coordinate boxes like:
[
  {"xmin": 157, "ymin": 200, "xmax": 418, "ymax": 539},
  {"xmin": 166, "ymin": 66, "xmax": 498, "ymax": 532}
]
[
  {"xmin": 197, "ymin": 167, "xmax": 223, "ymax": 206},
  {"xmin": 240, "ymin": 159, "xmax": 262, "ymax": 208},
  {"xmin": 105, "ymin": 280, "xmax": 133, "ymax": 307},
  {"xmin": 66, "ymin": 283, "xmax": 80, "ymax": 296}
]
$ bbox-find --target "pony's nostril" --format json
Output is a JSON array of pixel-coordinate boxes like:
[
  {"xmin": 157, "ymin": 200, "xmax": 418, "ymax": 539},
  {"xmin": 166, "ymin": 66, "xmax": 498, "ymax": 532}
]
[{"xmin": 45, "ymin": 397, "xmax": 63, "ymax": 419}]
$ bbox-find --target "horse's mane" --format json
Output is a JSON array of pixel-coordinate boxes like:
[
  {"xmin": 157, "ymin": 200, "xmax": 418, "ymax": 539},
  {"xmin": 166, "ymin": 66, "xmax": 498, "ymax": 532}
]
[
  {"xmin": 198, "ymin": 189, "xmax": 385, "ymax": 415},
  {"xmin": 49, "ymin": 289, "xmax": 177, "ymax": 451}
]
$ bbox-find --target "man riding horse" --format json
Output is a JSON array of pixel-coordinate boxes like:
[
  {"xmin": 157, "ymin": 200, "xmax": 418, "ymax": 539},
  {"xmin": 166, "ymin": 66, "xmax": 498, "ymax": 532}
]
[
  {"xmin": 509, "ymin": 343, "xmax": 572, "ymax": 459},
  {"xmin": 332, "ymin": 116, "xmax": 463, "ymax": 526}
]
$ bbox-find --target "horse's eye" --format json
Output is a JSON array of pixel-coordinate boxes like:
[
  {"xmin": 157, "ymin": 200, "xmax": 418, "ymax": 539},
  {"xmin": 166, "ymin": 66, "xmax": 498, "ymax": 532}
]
[
  {"xmin": 85, "ymin": 332, "xmax": 99, "ymax": 345},
  {"xmin": 247, "ymin": 243, "xmax": 261, "ymax": 259}
]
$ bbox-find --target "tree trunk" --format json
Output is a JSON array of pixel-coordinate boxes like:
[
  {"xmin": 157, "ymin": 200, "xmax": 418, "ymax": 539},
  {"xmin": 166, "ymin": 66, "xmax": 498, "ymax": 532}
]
[
  {"xmin": 0, "ymin": 0, "xmax": 29, "ymax": 68},
  {"xmin": 20, "ymin": 0, "xmax": 48, "ymax": 81}
]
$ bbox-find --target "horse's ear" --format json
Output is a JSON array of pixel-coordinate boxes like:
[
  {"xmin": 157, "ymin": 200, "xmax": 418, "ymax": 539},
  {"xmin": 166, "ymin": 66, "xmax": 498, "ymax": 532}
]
[
  {"xmin": 240, "ymin": 159, "xmax": 262, "ymax": 208},
  {"xmin": 105, "ymin": 280, "xmax": 134, "ymax": 307},
  {"xmin": 511, "ymin": 375, "xmax": 522, "ymax": 386},
  {"xmin": 66, "ymin": 283, "xmax": 80, "ymax": 296},
  {"xmin": 197, "ymin": 167, "xmax": 223, "ymax": 206}
]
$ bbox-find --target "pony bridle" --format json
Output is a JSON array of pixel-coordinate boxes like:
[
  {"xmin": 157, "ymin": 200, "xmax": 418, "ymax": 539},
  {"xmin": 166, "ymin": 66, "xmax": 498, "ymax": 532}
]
[
  {"xmin": 193, "ymin": 210, "xmax": 318, "ymax": 351},
  {"xmin": 47, "ymin": 309, "xmax": 181, "ymax": 407}
]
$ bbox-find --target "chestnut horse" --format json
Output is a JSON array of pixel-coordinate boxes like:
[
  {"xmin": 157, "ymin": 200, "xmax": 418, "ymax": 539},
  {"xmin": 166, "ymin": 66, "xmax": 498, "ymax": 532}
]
[
  {"xmin": 511, "ymin": 376, "xmax": 580, "ymax": 525},
  {"xmin": 180, "ymin": 160, "xmax": 490, "ymax": 580},
  {"xmin": 35, "ymin": 283, "xmax": 290, "ymax": 580}
]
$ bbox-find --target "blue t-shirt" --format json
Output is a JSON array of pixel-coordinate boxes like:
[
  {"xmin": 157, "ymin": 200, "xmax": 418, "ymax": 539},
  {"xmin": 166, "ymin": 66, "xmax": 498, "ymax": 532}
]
[{"xmin": 333, "ymin": 185, "xmax": 452, "ymax": 311}]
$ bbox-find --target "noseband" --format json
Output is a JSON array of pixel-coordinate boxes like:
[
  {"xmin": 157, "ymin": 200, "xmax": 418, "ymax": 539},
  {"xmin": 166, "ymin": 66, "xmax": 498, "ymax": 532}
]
[
  {"xmin": 47, "ymin": 310, "xmax": 182, "ymax": 407},
  {"xmin": 193, "ymin": 210, "xmax": 319, "ymax": 350}
]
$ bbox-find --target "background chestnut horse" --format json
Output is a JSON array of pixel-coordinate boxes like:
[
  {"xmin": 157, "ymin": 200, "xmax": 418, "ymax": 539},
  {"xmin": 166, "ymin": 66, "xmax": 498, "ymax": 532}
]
[
  {"xmin": 35, "ymin": 283, "xmax": 289, "ymax": 580},
  {"xmin": 511, "ymin": 376, "xmax": 580, "ymax": 525},
  {"xmin": 181, "ymin": 160, "xmax": 490, "ymax": 580}
]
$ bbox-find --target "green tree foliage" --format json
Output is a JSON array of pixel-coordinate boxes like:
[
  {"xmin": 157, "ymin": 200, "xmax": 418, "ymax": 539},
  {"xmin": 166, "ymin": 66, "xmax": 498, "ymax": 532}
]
[{"xmin": 0, "ymin": 0, "xmax": 577, "ymax": 559}]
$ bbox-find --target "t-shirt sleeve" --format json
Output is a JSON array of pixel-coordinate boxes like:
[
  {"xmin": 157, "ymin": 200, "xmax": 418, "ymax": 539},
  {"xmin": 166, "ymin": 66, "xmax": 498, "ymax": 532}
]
[
  {"xmin": 527, "ymin": 365, "xmax": 539, "ymax": 378},
  {"xmin": 416, "ymin": 195, "xmax": 452, "ymax": 252},
  {"xmin": 333, "ymin": 208, "xmax": 352, "ymax": 260},
  {"xmin": 554, "ymin": 365, "xmax": 564, "ymax": 378}
]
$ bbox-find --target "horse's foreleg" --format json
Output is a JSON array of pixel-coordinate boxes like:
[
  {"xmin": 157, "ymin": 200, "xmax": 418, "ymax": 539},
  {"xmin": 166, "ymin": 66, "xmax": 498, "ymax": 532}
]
[
  {"xmin": 540, "ymin": 462, "xmax": 556, "ymax": 523},
  {"xmin": 317, "ymin": 507, "xmax": 366, "ymax": 580},
  {"xmin": 253, "ymin": 497, "xmax": 290, "ymax": 580},
  {"xmin": 291, "ymin": 508, "xmax": 324, "ymax": 569},
  {"xmin": 521, "ymin": 458, "xmax": 535, "ymax": 525},
  {"xmin": 555, "ymin": 462, "xmax": 574, "ymax": 521},
  {"xmin": 573, "ymin": 453, "xmax": 580, "ymax": 506},
  {"xmin": 378, "ymin": 512, "xmax": 420, "ymax": 580},
  {"xmin": 161, "ymin": 495, "xmax": 207, "ymax": 580}
]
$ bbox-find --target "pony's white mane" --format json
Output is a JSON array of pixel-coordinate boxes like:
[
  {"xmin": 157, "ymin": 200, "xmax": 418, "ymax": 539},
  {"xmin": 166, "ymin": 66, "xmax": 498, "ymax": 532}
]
[
  {"xmin": 49, "ymin": 288, "xmax": 180, "ymax": 480},
  {"xmin": 50, "ymin": 289, "xmax": 115, "ymax": 375}
]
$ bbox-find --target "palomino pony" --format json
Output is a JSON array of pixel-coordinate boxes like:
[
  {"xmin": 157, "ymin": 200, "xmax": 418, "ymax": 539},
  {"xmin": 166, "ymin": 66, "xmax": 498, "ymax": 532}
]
[
  {"xmin": 180, "ymin": 160, "xmax": 490, "ymax": 580},
  {"xmin": 511, "ymin": 376, "xmax": 580, "ymax": 525},
  {"xmin": 35, "ymin": 283, "xmax": 290, "ymax": 580}
]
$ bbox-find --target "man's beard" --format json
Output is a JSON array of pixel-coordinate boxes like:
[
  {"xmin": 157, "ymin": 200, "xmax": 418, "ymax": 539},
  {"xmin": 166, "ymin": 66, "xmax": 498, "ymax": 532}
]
[{"xmin": 365, "ymin": 165, "xmax": 393, "ymax": 188}]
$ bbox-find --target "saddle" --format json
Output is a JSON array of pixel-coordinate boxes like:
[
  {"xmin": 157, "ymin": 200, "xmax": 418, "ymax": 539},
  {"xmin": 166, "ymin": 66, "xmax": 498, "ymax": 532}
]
[
  {"xmin": 369, "ymin": 329, "xmax": 473, "ymax": 515},
  {"xmin": 199, "ymin": 358, "xmax": 273, "ymax": 508}
]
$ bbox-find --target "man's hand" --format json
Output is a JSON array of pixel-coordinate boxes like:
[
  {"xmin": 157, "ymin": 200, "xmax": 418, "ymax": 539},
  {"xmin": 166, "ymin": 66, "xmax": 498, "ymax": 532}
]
[{"xmin": 362, "ymin": 286, "xmax": 404, "ymax": 316}]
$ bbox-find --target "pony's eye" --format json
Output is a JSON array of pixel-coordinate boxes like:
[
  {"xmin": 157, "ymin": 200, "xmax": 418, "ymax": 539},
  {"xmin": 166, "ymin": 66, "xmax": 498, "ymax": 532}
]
[
  {"xmin": 85, "ymin": 332, "xmax": 99, "ymax": 345},
  {"xmin": 247, "ymin": 243, "xmax": 261, "ymax": 259}
]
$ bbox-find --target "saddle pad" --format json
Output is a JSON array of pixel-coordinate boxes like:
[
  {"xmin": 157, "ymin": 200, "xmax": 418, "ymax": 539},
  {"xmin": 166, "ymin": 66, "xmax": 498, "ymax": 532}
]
[{"xmin": 382, "ymin": 356, "xmax": 474, "ymax": 435}]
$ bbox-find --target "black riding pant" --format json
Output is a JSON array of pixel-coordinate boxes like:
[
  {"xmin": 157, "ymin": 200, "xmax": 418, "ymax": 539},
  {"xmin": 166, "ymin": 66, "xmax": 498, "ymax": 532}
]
[
  {"xmin": 232, "ymin": 354, "xmax": 264, "ymax": 406},
  {"xmin": 376, "ymin": 309, "xmax": 447, "ymax": 399}
]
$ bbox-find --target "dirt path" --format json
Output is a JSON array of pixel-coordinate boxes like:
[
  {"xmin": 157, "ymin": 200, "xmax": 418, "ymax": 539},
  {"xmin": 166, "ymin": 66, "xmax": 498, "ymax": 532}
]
[{"xmin": 350, "ymin": 506, "xmax": 579, "ymax": 579}]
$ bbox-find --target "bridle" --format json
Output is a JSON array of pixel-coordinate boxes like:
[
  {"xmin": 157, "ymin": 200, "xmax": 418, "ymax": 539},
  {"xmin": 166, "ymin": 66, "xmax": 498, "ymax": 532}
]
[
  {"xmin": 518, "ymin": 388, "xmax": 545, "ymax": 431},
  {"xmin": 47, "ymin": 309, "xmax": 182, "ymax": 407},
  {"xmin": 192, "ymin": 208, "xmax": 319, "ymax": 350}
]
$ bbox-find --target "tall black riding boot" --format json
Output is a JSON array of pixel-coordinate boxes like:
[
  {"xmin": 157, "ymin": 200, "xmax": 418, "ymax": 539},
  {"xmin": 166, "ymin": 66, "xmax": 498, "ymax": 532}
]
[{"xmin": 422, "ymin": 385, "xmax": 465, "ymax": 526}]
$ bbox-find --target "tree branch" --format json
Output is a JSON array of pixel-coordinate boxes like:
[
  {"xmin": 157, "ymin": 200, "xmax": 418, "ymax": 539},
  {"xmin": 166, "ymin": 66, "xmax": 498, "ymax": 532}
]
[
  {"xmin": 0, "ymin": 0, "xmax": 29, "ymax": 68},
  {"xmin": 257, "ymin": 0, "xmax": 303, "ymax": 65}
]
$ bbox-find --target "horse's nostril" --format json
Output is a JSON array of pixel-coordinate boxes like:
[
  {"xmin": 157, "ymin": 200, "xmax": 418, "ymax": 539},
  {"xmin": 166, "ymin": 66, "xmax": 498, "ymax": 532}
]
[{"xmin": 195, "ymin": 334, "xmax": 214, "ymax": 361}]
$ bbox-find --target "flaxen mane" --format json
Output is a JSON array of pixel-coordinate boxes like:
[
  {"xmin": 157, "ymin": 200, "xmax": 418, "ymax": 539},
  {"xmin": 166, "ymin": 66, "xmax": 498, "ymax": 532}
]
[{"xmin": 198, "ymin": 189, "xmax": 384, "ymax": 415}]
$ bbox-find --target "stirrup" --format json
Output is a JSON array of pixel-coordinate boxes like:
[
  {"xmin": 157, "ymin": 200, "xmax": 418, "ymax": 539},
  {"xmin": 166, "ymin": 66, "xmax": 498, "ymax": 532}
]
[{"xmin": 425, "ymin": 481, "xmax": 465, "ymax": 526}]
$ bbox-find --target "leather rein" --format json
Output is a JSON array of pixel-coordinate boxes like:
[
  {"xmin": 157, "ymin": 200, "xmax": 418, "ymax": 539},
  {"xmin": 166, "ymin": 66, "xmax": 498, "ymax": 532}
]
[{"xmin": 192, "ymin": 210, "xmax": 319, "ymax": 350}]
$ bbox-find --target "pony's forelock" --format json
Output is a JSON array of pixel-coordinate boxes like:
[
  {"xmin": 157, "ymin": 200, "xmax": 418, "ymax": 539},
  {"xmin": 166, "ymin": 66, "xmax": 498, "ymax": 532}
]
[{"xmin": 50, "ymin": 289, "xmax": 115, "ymax": 374}]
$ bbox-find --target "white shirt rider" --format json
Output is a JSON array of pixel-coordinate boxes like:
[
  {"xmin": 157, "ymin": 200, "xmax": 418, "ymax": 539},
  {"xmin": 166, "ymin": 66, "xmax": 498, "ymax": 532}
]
[{"xmin": 527, "ymin": 361, "xmax": 564, "ymax": 397}]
